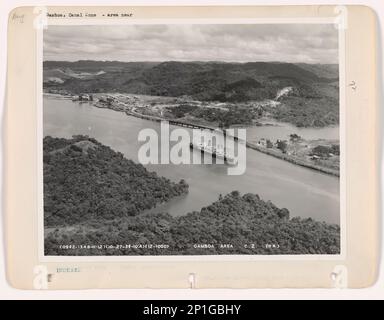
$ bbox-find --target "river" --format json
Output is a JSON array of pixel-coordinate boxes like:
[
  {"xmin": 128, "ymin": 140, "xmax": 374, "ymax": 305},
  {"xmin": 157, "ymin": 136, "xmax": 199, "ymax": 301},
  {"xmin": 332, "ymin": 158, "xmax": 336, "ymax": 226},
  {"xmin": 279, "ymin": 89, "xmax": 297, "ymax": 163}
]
[
  {"xmin": 43, "ymin": 96, "xmax": 340, "ymax": 224},
  {"xmin": 246, "ymin": 121, "xmax": 339, "ymax": 141}
]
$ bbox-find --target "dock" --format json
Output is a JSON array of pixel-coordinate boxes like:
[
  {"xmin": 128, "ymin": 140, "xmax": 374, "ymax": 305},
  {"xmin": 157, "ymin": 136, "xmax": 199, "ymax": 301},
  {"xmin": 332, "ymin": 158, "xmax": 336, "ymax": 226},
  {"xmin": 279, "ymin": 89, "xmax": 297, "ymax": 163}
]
[{"xmin": 125, "ymin": 110, "xmax": 240, "ymax": 140}]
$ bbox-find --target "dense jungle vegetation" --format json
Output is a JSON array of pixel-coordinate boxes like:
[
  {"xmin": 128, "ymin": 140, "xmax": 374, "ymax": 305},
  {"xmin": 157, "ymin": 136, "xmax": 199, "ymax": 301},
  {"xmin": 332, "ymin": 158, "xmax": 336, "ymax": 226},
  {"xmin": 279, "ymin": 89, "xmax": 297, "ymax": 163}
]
[
  {"xmin": 44, "ymin": 61, "xmax": 339, "ymax": 127},
  {"xmin": 43, "ymin": 135, "xmax": 189, "ymax": 227}
]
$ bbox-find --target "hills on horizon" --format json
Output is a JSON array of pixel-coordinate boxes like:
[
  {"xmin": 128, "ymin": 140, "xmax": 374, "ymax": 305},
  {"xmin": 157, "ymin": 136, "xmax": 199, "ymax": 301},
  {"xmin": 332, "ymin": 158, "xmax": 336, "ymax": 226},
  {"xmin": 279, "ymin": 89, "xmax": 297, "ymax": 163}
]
[
  {"xmin": 44, "ymin": 59, "xmax": 338, "ymax": 80},
  {"xmin": 43, "ymin": 60, "xmax": 338, "ymax": 102}
]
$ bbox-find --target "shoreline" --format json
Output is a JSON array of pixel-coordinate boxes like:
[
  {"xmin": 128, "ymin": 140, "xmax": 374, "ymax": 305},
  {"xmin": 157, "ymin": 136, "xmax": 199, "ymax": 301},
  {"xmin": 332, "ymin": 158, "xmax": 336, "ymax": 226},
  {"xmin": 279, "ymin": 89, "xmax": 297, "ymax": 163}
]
[
  {"xmin": 245, "ymin": 142, "xmax": 339, "ymax": 177},
  {"xmin": 122, "ymin": 104, "xmax": 340, "ymax": 177},
  {"xmin": 44, "ymin": 93, "xmax": 340, "ymax": 177}
]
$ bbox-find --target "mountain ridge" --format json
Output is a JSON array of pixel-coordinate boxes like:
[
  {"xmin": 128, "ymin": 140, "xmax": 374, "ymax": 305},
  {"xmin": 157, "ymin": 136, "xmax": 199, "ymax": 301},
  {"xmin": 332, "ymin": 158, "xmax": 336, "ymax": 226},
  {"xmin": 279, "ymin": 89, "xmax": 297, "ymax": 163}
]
[
  {"xmin": 43, "ymin": 60, "xmax": 339, "ymax": 127},
  {"xmin": 43, "ymin": 60, "xmax": 338, "ymax": 101}
]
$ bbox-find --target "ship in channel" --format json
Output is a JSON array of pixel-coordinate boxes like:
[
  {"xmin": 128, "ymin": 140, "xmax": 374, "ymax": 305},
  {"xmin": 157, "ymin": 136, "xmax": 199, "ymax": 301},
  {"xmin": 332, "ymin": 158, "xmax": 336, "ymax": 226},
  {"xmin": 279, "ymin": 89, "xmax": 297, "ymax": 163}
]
[{"xmin": 189, "ymin": 141, "xmax": 237, "ymax": 165}]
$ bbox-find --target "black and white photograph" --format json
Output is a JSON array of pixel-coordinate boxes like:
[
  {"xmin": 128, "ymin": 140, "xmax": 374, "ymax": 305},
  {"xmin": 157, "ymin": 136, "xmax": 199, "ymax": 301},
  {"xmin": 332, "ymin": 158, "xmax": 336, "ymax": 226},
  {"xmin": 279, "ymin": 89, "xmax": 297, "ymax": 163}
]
[{"xmin": 42, "ymin": 23, "xmax": 341, "ymax": 256}]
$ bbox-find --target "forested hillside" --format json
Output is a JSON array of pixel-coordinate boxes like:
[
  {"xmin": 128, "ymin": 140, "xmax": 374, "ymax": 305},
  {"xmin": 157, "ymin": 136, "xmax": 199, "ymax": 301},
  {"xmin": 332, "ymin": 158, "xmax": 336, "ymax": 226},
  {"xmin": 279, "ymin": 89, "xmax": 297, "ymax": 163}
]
[
  {"xmin": 43, "ymin": 135, "xmax": 189, "ymax": 227},
  {"xmin": 43, "ymin": 60, "xmax": 339, "ymax": 127},
  {"xmin": 43, "ymin": 137, "xmax": 340, "ymax": 256},
  {"xmin": 45, "ymin": 191, "xmax": 340, "ymax": 256},
  {"xmin": 43, "ymin": 60, "xmax": 338, "ymax": 102}
]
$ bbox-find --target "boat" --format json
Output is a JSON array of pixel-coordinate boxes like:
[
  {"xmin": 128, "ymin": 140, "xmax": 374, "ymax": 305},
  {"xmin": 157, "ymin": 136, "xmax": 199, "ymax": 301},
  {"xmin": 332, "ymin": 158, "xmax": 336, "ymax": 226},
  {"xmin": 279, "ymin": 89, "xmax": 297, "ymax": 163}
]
[{"xmin": 189, "ymin": 142, "xmax": 237, "ymax": 165}]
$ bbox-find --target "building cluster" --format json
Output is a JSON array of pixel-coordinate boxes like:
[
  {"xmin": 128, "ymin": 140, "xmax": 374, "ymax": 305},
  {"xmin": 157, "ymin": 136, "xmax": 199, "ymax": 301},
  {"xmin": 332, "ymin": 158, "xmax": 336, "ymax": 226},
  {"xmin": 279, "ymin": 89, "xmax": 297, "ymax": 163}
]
[
  {"xmin": 72, "ymin": 94, "xmax": 93, "ymax": 101},
  {"xmin": 257, "ymin": 138, "xmax": 284, "ymax": 148}
]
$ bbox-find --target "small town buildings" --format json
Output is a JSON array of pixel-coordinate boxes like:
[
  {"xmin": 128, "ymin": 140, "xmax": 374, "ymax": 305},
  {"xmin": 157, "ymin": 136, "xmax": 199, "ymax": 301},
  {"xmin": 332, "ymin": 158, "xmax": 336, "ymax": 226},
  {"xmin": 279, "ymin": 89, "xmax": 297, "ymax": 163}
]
[{"xmin": 258, "ymin": 138, "xmax": 267, "ymax": 147}]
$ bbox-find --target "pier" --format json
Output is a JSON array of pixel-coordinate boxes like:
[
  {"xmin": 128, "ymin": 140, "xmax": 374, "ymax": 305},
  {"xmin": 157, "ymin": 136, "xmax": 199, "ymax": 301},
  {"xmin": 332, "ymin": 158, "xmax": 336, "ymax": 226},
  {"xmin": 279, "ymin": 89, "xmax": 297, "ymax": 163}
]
[{"xmin": 125, "ymin": 110, "xmax": 240, "ymax": 140}]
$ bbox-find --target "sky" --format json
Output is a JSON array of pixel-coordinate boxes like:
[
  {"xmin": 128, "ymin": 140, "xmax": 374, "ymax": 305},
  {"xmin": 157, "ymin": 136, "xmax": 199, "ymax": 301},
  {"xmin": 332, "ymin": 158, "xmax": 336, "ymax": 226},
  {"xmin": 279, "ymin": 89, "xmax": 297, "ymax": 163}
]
[{"xmin": 43, "ymin": 24, "xmax": 338, "ymax": 64}]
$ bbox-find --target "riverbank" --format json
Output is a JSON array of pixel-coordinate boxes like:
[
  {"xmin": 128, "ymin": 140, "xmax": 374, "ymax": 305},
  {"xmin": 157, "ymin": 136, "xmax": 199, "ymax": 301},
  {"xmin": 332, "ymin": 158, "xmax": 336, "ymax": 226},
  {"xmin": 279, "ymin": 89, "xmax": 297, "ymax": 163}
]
[
  {"xmin": 108, "ymin": 102, "xmax": 340, "ymax": 177},
  {"xmin": 43, "ymin": 135, "xmax": 189, "ymax": 227},
  {"xmin": 124, "ymin": 106, "xmax": 340, "ymax": 176},
  {"xmin": 45, "ymin": 191, "xmax": 340, "ymax": 256},
  {"xmin": 245, "ymin": 142, "xmax": 339, "ymax": 177}
]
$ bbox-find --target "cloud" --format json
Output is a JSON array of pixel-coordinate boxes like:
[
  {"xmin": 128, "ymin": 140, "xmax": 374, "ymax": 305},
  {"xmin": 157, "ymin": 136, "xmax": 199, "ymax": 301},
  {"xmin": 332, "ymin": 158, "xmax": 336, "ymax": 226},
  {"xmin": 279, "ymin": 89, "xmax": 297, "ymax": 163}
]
[{"xmin": 43, "ymin": 24, "xmax": 338, "ymax": 64}]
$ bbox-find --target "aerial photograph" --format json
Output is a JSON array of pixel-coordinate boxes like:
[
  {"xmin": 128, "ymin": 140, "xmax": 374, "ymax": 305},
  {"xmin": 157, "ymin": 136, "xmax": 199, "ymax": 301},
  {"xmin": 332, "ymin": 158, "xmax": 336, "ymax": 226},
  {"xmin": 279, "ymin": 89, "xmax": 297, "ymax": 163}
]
[{"xmin": 42, "ymin": 24, "xmax": 340, "ymax": 256}]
